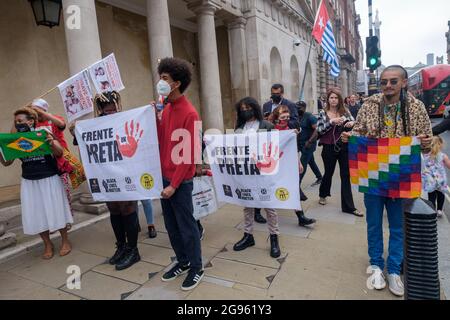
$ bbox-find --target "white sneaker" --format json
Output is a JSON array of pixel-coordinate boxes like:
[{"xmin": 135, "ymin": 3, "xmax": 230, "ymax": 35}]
[
  {"xmin": 387, "ymin": 274, "xmax": 404, "ymax": 297},
  {"xmin": 366, "ymin": 265, "xmax": 386, "ymax": 290},
  {"xmin": 319, "ymin": 197, "xmax": 327, "ymax": 205},
  {"xmin": 437, "ymin": 210, "xmax": 444, "ymax": 218}
]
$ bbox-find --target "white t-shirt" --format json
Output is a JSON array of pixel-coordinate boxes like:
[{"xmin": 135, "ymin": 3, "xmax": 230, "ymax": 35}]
[{"xmin": 243, "ymin": 120, "xmax": 260, "ymax": 133}]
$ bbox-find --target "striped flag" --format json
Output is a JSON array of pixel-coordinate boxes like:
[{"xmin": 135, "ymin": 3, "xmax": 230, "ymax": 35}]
[{"xmin": 312, "ymin": 0, "xmax": 340, "ymax": 77}]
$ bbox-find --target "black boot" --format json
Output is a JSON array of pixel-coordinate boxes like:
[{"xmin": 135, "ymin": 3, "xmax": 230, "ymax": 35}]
[
  {"xmin": 295, "ymin": 211, "xmax": 316, "ymax": 227},
  {"xmin": 115, "ymin": 246, "xmax": 141, "ymax": 270},
  {"xmin": 233, "ymin": 233, "xmax": 255, "ymax": 251},
  {"xmin": 109, "ymin": 242, "xmax": 127, "ymax": 265},
  {"xmin": 300, "ymin": 188, "xmax": 308, "ymax": 201},
  {"xmin": 270, "ymin": 234, "xmax": 281, "ymax": 258},
  {"xmin": 254, "ymin": 208, "xmax": 267, "ymax": 224}
]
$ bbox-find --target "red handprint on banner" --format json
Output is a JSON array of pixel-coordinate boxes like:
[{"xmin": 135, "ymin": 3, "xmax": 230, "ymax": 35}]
[
  {"xmin": 252, "ymin": 143, "xmax": 284, "ymax": 174},
  {"xmin": 116, "ymin": 120, "xmax": 144, "ymax": 158}
]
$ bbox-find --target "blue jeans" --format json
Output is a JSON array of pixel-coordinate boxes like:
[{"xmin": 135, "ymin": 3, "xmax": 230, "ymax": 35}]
[
  {"xmin": 364, "ymin": 194, "xmax": 404, "ymax": 275},
  {"xmin": 141, "ymin": 199, "xmax": 154, "ymax": 225},
  {"xmin": 161, "ymin": 178, "xmax": 202, "ymax": 270}
]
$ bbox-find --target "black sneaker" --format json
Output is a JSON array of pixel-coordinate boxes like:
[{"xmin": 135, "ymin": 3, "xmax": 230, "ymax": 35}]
[
  {"xmin": 115, "ymin": 246, "xmax": 141, "ymax": 271},
  {"xmin": 181, "ymin": 269, "xmax": 204, "ymax": 291},
  {"xmin": 109, "ymin": 242, "xmax": 127, "ymax": 265},
  {"xmin": 161, "ymin": 262, "xmax": 190, "ymax": 282}
]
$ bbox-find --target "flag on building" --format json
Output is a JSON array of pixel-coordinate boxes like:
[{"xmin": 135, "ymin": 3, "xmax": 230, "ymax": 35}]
[
  {"xmin": 312, "ymin": 0, "xmax": 340, "ymax": 77},
  {"xmin": 0, "ymin": 131, "xmax": 52, "ymax": 161},
  {"xmin": 348, "ymin": 136, "xmax": 422, "ymax": 199}
]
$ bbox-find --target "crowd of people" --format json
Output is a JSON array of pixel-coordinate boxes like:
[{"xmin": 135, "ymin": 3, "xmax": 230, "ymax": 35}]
[{"xmin": 1, "ymin": 59, "xmax": 447, "ymax": 297}]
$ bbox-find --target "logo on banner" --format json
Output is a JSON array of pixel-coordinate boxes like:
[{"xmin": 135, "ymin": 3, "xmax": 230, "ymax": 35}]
[
  {"xmin": 259, "ymin": 188, "xmax": 271, "ymax": 201},
  {"xmin": 140, "ymin": 173, "xmax": 154, "ymax": 190},
  {"xmin": 115, "ymin": 120, "xmax": 144, "ymax": 158},
  {"xmin": 235, "ymin": 188, "xmax": 254, "ymax": 200},
  {"xmin": 223, "ymin": 185, "xmax": 233, "ymax": 197},
  {"xmin": 275, "ymin": 188, "xmax": 289, "ymax": 201},
  {"xmin": 89, "ymin": 178, "xmax": 101, "ymax": 193},
  {"xmin": 102, "ymin": 178, "xmax": 121, "ymax": 193},
  {"xmin": 124, "ymin": 177, "xmax": 137, "ymax": 192}
]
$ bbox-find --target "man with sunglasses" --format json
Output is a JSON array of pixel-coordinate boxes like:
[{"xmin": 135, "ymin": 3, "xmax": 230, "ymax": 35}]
[{"xmin": 342, "ymin": 65, "xmax": 432, "ymax": 297}]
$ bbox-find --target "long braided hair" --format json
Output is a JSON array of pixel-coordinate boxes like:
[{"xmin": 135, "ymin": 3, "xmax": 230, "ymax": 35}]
[
  {"xmin": 93, "ymin": 91, "xmax": 122, "ymax": 117},
  {"xmin": 379, "ymin": 65, "xmax": 411, "ymax": 136}
]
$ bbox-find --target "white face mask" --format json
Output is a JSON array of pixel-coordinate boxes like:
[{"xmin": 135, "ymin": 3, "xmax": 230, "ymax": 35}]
[{"xmin": 157, "ymin": 79, "xmax": 173, "ymax": 97}]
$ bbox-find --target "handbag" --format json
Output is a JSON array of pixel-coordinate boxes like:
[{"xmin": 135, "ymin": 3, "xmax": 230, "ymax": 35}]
[{"xmin": 60, "ymin": 148, "xmax": 86, "ymax": 189}]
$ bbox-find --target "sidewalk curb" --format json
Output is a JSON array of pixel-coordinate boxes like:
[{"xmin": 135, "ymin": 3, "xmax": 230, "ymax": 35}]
[{"xmin": 0, "ymin": 213, "xmax": 110, "ymax": 265}]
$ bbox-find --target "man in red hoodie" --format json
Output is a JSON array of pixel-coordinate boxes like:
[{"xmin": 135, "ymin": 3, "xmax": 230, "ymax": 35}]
[{"xmin": 154, "ymin": 58, "xmax": 203, "ymax": 291}]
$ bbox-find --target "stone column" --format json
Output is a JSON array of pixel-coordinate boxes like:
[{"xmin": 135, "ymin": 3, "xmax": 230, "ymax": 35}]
[
  {"xmin": 146, "ymin": 0, "xmax": 173, "ymax": 95},
  {"xmin": 189, "ymin": 3, "xmax": 224, "ymax": 131},
  {"xmin": 226, "ymin": 17, "xmax": 249, "ymax": 105},
  {"xmin": 62, "ymin": 0, "xmax": 102, "ymax": 75},
  {"xmin": 62, "ymin": 0, "xmax": 106, "ymax": 213}
]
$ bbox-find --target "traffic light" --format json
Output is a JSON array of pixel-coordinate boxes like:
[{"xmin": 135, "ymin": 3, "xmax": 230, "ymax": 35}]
[{"xmin": 366, "ymin": 36, "xmax": 381, "ymax": 71}]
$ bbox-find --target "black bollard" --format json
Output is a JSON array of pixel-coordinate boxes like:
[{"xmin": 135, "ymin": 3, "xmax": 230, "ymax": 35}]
[{"xmin": 403, "ymin": 198, "xmax": 440, "ymax": 300}]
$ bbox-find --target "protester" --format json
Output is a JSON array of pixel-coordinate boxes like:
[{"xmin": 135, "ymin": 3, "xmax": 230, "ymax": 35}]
[
  {"xmin": 342, "ymin": 65, "xmax": 433, "ymax": 297},
  {"xmin": 0, "ymin": 107, "xmax": 72, "ymax": 259},
  {"xmin": 140, "ymin": 200, "xmax": 157, "ymax": 238},
  {"xmin": 317, "ymin": 88, "xmax": 361, "ymax": 216},
  {"xmin": 271, "ymin": 105, "xmax": 316, "ymax": 227},
  {"xmin": 422, "ymin": 136, "xmax": 450, "ymax": 218},
  {"xmin": 71, "ymin": 92, "xmax": 141, "ymax": 271},
  {"xmin": 262, "ymin": 84, "xmax": 299, "ymax": 130},
  {"xmin": 233, "ymin": 97, "xmax": 281, "ymax": 258},
  {"xmin": 348, "ymin": 94, "xmax": 361, "ymax": 120},
  {"xmin": 31, "ymin": 98, "xmax": 73, "ymax": 230},
  {"xmin": 296, "ymin": 101, "xmax": 323, "ymax": 188},
  {"xmin": 154, "ymin": 57, "xmax": 203, "ymax": 291}
]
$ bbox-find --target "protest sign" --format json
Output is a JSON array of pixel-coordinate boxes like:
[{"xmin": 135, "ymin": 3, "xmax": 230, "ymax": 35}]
[{"xmin": 88, "ymin": 53, "xmax": 125, "ymax": 93}]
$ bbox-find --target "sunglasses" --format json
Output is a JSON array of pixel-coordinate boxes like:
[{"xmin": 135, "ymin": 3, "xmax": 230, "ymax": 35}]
[{"xmin": 380, "ymin": 79, "xmax": 399, "ymax": 86}]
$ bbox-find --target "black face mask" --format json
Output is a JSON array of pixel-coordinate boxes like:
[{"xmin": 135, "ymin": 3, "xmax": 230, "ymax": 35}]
[
  {"xmin": 241, "ymin": 110, "xmax": 254, "ymax": 121},
  {"xmin": 298, "ymin": 109, "xmax": 305, "ymax": 117},
  {"xmin": 15, "ymin": 123, "xmax": 31, "ymax": 133},
  {"xmin": 271, "ymin": 94, "xmax": 282, "ymax": 104}
]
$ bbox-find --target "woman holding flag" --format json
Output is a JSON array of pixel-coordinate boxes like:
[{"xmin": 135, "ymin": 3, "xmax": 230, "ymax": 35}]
[{"xmin": 0, "ymin": 107, "xmax": 73, "ymax": 259}]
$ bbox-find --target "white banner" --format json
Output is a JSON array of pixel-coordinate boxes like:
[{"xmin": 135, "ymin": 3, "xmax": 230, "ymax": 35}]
[
  {"xmin": 57, "ymin": 71, "xmax": 94, "ymax": 123},
  {"xmin": 88, "ymin": 53, "xmax": 125, "ymax": 93},
  {"xmin": 204, "ymin": 130, "xmax": 300, "ymax": 210},
  {"xmin": 75, "ymin": 106, "xmax": 163, "ymax": 201}
]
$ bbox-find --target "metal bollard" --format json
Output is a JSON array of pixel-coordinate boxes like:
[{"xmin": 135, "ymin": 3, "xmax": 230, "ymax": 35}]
[{"xmin": 403, "ymin": 198, "xmax": 440, "ymax": 300}]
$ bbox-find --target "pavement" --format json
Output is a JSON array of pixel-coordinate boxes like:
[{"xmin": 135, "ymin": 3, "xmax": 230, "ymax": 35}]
[{"xmin": 0, "ymin": 154, "xmax": 449, "ymax": 300}]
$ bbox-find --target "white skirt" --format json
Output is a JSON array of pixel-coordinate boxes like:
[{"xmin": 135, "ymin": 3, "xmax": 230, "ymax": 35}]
[{"xmin": 21, "ymin": 175, "xmax": 73, "ymax": 235}]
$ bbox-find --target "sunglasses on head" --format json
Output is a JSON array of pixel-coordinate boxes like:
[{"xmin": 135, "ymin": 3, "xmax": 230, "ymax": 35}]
[{"xmin": 380, "ymin": 79, "xmax": 399, "ymax": 86}]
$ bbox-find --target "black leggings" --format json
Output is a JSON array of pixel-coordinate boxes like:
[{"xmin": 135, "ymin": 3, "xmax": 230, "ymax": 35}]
[
  {"xmin": 428, "ymin": 191, "xmax": 445, "ymax": 211},
  {"xmin": 110, "ymin": 211, "xmax": 139, "ymax": 248}
]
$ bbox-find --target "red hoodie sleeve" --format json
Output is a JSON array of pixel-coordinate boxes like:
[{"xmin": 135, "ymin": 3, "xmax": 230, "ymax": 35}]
[{"xmin": 169, "ymin": 112, "xmax": 199, "ymax": 189}]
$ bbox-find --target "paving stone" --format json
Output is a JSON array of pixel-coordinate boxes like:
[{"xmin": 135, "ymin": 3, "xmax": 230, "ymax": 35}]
[
  {"xmin": 139, "ymin": 243, "xmax": 175, "ymax": 267},
  {"xmin": 306, "ymin": 205, "xmax": 357, "ymax": 225},
  {"xmin": 9, "ymin": 249, "xmax": 105, "ymax": 288},
  {"xmin": 200, "ymin": 204, "xmax": 246, "ymax": 228},
  {"xmin": 186, "ymin": 281, "xmax": 267, "ymax": 300},
  {"xmin": 216, "ymin": 244, "xmax": 280, "ymax": 269},
  {"xmin": 93, "ymin": 261, "xmax": 164, "ymax": 285},
  {"xmin": 0, "ymin": 271, "xmax": 79, "ymax": 300},
  {"xmin": 140, "ymin": 231, "xmax": 172, "ymax": 248},
  {"xmin": 199, "ymin": 223, "xmax": 242, "ymax": 250},
  {"xmin": 60, "ymin": 271, "xmax": 139, "ymax": 300},
  {"xmin": 126, "ymin": 271, "xmax": 189, "ymax": 300},
  {"xmin": 206, "ymin": 258, "xmax": 277, "ymax": 289}
]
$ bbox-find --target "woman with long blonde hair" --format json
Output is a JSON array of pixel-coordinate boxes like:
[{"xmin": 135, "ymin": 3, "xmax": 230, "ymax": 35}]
[{"xmin": 422, "ymin": 135, "xmax": 450, "ymax": 217}]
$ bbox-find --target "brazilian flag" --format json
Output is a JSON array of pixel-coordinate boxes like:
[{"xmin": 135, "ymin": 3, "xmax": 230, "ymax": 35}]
[{"xmin": 0, "ymin": 130, "xmax": 52, "ymax": 161}]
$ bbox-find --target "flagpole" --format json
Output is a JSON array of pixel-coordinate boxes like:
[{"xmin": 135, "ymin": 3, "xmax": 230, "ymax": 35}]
[{"xmin": 299, "ymin": 35, "xmax": 314, "ymax": 102}]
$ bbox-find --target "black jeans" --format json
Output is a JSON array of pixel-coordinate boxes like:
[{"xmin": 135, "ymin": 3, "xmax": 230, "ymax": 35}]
[
  {"xmin": 319, "ymin": 144, "xmax": 356, "ymax": 213},
  {"xmin": 309, "ymin": 154, "xmax": 323, "ymax": 180},
  {"xmin": 161, "ymin": 178, "xmax": 202, "ymax": 270},
  {"xmin": 428, "ymin": 190, "xmax": 445, "ymax": 211}
]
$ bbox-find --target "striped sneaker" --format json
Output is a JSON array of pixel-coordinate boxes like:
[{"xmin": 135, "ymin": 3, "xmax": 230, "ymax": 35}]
[
  {"xmin": 181, "ymin": 269, "xmax": 204, "ymax": 291},
  {"xmin": 161, "ymin": 263, "xmax": 190, "ymax": 282}
]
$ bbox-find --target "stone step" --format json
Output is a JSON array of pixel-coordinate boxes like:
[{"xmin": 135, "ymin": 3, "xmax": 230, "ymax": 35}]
[
  {"xmin": 0, "ymin": 205, "xmax": 22, "ymax": 233},
  {"xmin": 0, "ymin": 232, "xmax": 17, "ymax": 250}
]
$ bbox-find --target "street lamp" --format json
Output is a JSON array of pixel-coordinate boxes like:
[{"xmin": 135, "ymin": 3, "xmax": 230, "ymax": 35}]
[{"xmin": 29, "ymin": 0, "xmax": 63, "ymax": 28}]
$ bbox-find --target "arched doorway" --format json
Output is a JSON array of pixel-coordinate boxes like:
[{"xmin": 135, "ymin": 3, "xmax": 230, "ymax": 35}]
[{"xmin": 304, "ymin": 61, "xmax": 313, "ymax": 107}]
